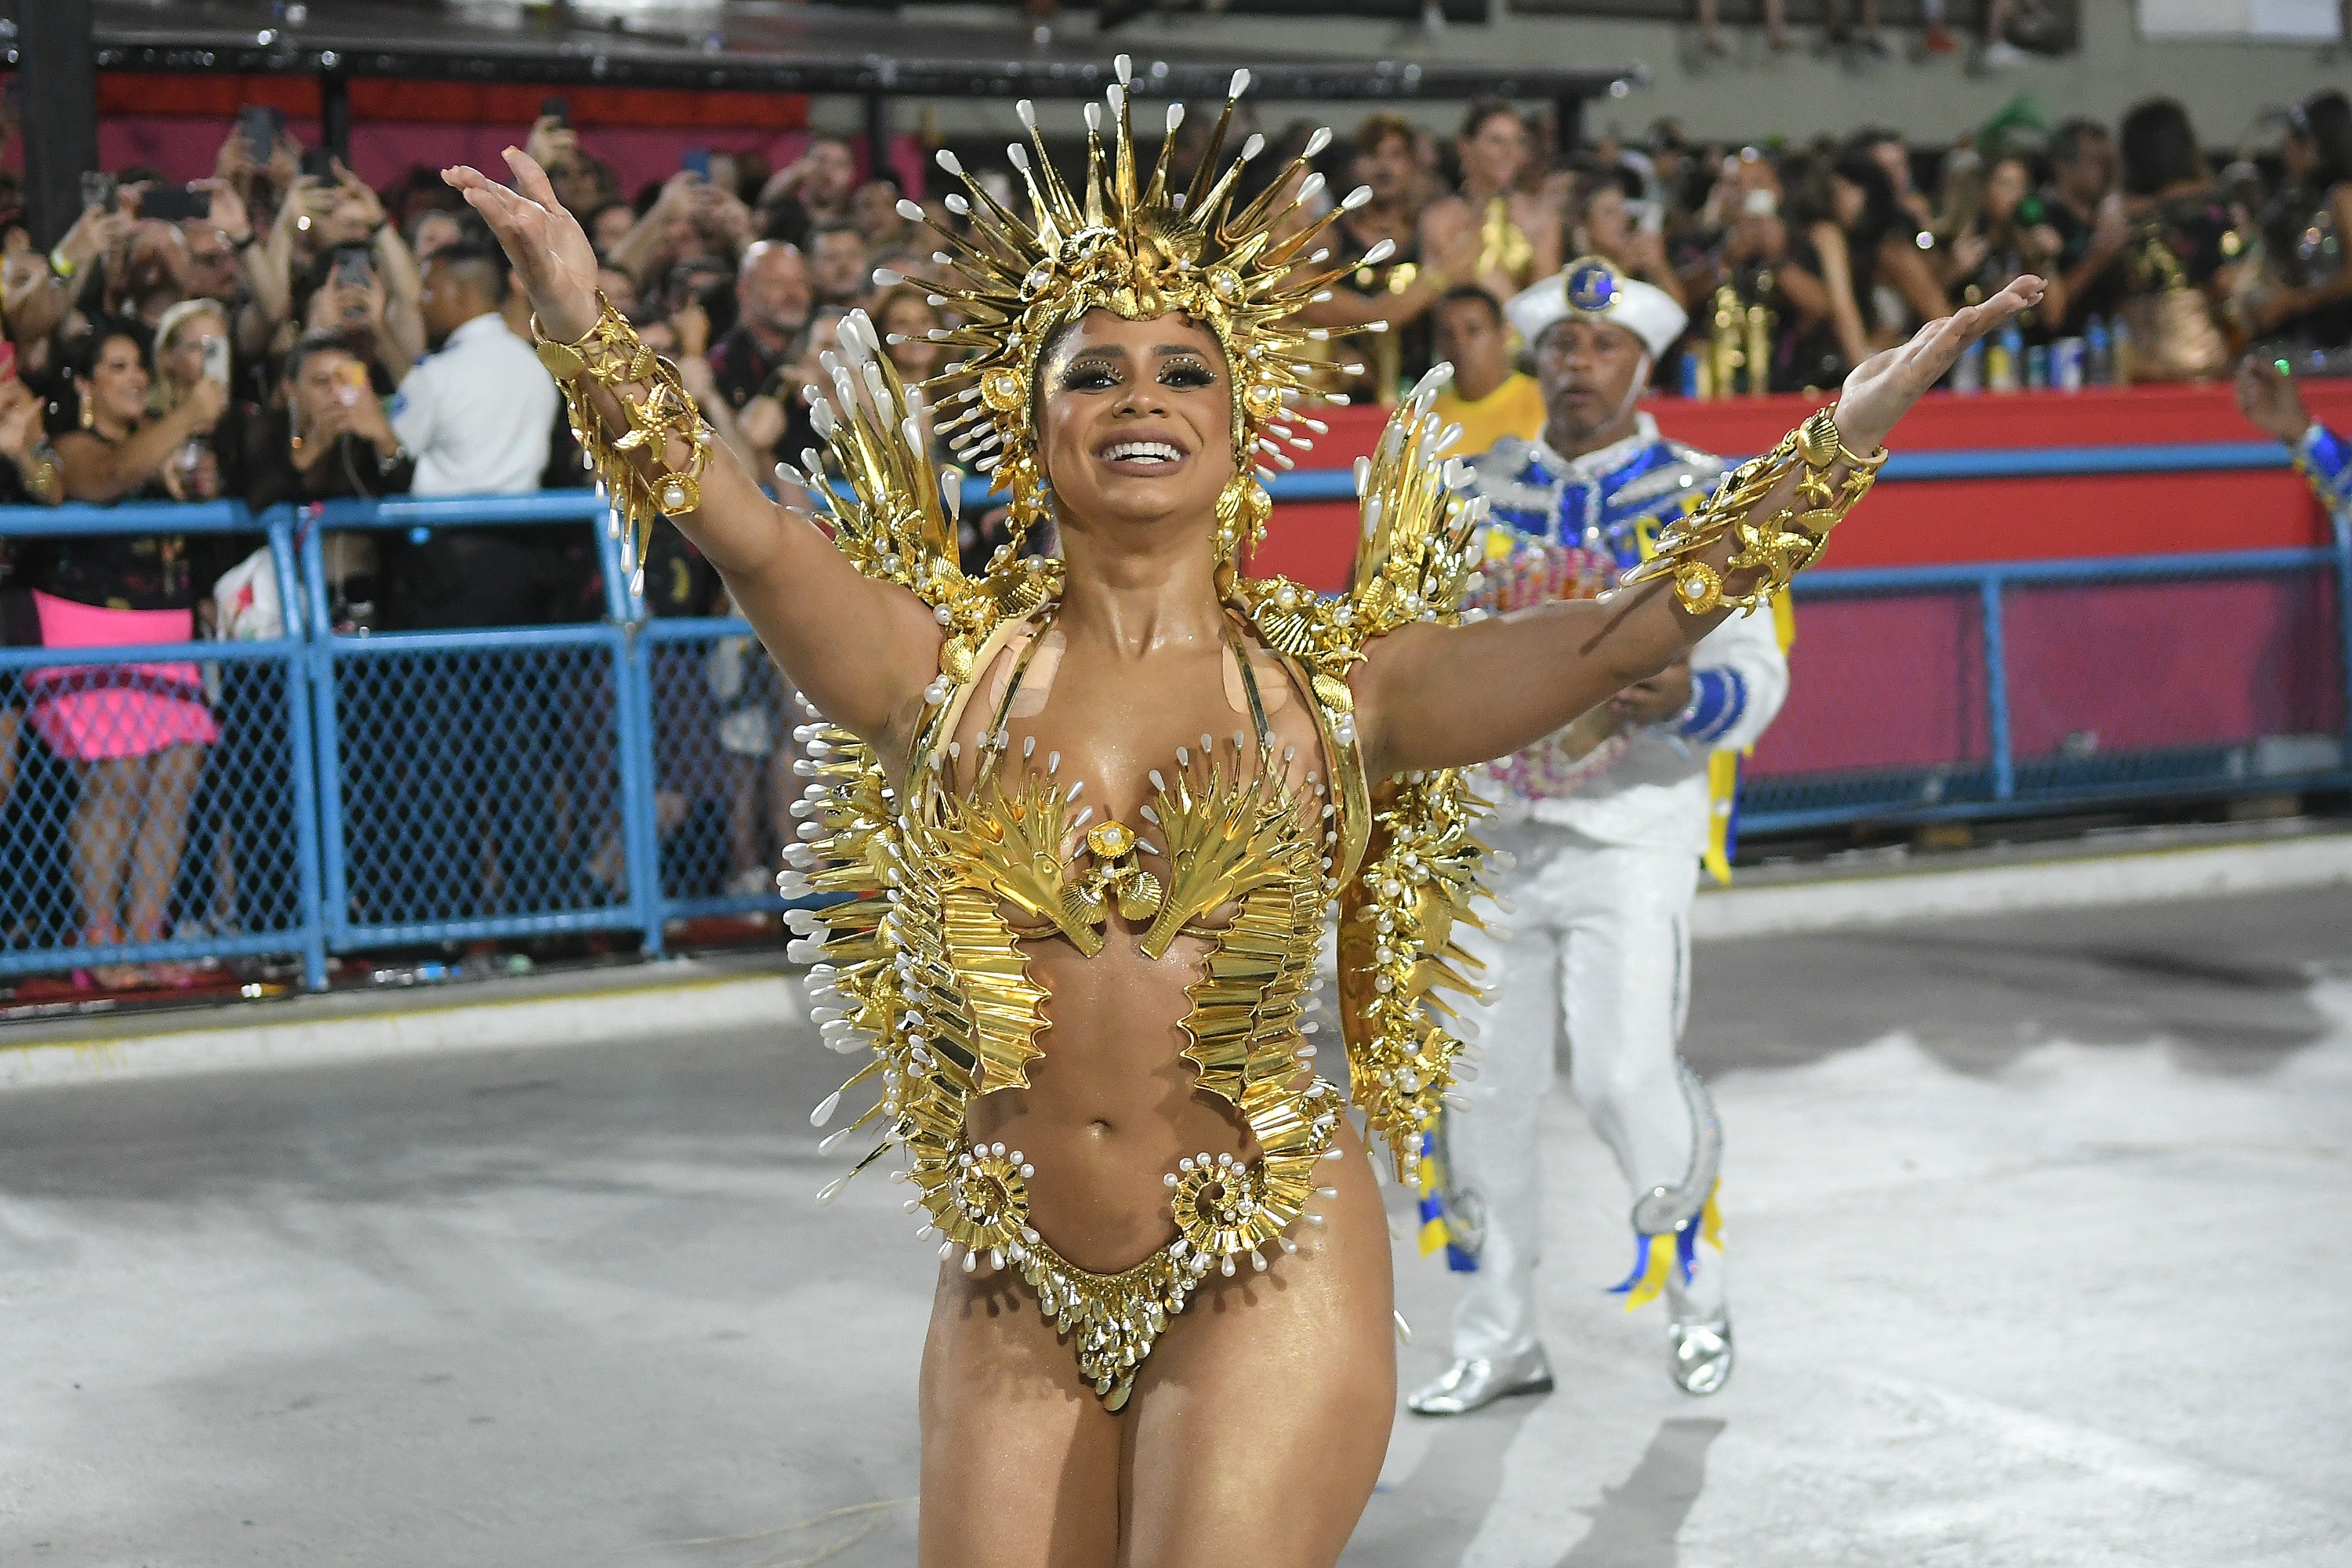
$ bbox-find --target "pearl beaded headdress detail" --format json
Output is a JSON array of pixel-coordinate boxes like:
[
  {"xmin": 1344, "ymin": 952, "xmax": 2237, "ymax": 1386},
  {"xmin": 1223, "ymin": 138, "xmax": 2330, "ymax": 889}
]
[{"xmin": 887, "ymin": 54, "xmax": 1381, "ymax": 566}]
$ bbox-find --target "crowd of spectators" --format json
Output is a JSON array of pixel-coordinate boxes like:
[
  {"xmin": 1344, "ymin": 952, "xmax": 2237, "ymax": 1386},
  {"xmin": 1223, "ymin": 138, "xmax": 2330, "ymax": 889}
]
[{"xmin": 0, "ymin": 85, "xmax": 2346, "ymax": 987}]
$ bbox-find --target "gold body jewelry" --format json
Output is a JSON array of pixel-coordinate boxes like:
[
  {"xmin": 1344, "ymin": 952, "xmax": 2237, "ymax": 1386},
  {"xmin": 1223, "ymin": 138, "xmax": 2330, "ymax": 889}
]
[
  {"xmin": 532, "ymin": 297, "xmax": 716, "ymax": 590},
  {"xmin": 1617, "ymin": 408, "xmax": 1886, "ymax": 615},
  {"xmin": 547, "ymin": 57, "xmax": 1875, "ymax": 1408}
]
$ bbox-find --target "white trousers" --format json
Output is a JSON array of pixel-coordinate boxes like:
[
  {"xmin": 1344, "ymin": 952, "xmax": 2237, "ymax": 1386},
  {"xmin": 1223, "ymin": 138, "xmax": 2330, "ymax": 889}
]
[{"xmin": 1443, "ymin": 824, "xmax": 1726, "ymax": 1362}]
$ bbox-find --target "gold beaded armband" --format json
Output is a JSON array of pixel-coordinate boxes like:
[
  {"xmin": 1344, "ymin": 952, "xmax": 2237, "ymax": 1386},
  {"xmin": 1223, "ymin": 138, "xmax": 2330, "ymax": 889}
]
[
  {"xmin": 1619, "ymin": 408, "xmax": 1888, "ymax": 616},
  {"xmin": 531, "ymin": 293, "xmax": 714, "ymax": 586}
]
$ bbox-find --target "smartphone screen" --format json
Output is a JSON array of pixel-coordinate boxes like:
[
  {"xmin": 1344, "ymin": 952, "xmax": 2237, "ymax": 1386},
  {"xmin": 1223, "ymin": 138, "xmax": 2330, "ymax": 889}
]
[
  {"xmin": 238, "ymin": 104, "xmax": 283, "ymax": 162},
  {"xmin": 682, "ymin": 148, "xmax": 712, "ymax": 180},
  {"xmin": 299, "ymin": 147, "xmax": 338, "ymax": 182},
  {"xmin": 332, "ymin": 247, "xmax": 374, "ymax": 289},
  {"xmin": 541, "ymin": 96, "xmax": 571, "ymax": 127},
  {"xmin": 81, "ymin": 170, "xmax": 118, "ymax": 213},
  {"xmin": 334, "ymin": 359, "xmax": 372, "ymax": 405},
  {"xmin": 140, "ymin": 185, "xmax": 212, "ymax": 223},
  {"xmin": 201, "ymin": 336, "xmax": 233, "ymax": 387}
]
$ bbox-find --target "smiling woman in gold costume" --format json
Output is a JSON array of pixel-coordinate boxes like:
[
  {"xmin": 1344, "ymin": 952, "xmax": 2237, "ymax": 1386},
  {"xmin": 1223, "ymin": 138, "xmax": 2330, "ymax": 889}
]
[{"xmin": 444, "ymin": 60, "xmax": 2038, "ymax": 1568}]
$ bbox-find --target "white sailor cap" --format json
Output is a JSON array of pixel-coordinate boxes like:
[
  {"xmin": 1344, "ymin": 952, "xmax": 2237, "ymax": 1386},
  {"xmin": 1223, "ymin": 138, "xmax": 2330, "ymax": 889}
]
[{"xmin": 1505, "ymin": 255, "xmax": 1689, "ymax": 361}]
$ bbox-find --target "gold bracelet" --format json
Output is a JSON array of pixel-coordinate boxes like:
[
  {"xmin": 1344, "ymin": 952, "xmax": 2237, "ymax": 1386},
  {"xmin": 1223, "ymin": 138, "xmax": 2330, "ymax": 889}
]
[
  {"xmin": 1619, "ymin": 408, "xmax": 1887, "ymax": 616},
  {"xmin": 531, "ymin": 292, "xmax": 714, "ymax": 586}
]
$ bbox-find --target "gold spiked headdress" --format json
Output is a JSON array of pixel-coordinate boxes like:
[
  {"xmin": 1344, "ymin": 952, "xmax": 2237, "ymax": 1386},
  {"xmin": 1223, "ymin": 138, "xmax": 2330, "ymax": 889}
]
[{"xmin": 891, "ymin": 54, "xmax": 1388, "ymax": 568}]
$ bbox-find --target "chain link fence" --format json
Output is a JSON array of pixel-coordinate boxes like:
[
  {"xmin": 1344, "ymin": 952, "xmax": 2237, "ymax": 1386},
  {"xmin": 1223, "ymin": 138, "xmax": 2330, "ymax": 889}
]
[
  {"xmin": 637, "ymin": 617, "xmax": 804, "ymax": 921},
  {"xmin": 2, "ymin": 461, "xmax": 2347, "ymax": 992},
  {"xmin": 1, "ymin": 507, "xmax": 322, "ymax": 986},
  {"xmin": 1743, "ymin": 543, "xmax": 2352, "ymax": 833}
]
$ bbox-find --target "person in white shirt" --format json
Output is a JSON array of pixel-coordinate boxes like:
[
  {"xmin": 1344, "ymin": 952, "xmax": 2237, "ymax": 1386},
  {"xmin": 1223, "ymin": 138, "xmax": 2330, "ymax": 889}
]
[
  {"xmin": 1410, "ymin": 259, "xmax": 1790, "ymax": 1416},
  {"xmin": 375, "ymin": 242, "xmax": 572, "ymax": 922},
  {"xmin": 382, "ymin": 242, "xmax": 566, "ymax": 630},
  {"xmin": 391, "ymin": 242, "xmax": 559, "ymax": 498}
]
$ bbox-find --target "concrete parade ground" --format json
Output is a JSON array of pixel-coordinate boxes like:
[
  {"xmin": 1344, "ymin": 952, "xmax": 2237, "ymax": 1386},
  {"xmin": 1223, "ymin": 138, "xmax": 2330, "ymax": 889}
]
[{"xmin": 2, "ymin": 884, "xmax": 2348, "ymax": 1567}]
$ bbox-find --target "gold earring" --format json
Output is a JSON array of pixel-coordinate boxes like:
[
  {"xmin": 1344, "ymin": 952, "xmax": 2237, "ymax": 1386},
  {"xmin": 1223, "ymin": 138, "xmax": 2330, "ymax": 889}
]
[
  {"xmin": 1212, "ymin": 473, "xmax": 1271, "ymax": 586},
  {"xmin": 78, "ymin": 388, "xmax": 95, "ymax": 430}
]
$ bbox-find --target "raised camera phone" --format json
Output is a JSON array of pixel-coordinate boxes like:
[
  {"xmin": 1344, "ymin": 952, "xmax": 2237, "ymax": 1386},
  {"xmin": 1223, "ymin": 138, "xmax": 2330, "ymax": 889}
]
[
  {"xmin": 140, "ymin": 185, "xmax": 212, "ymax": 223},
  {"xmin": 238, "ymin": 104, "xmax": 285, "ymax": 162},
  {"xmin": 541, "ymin": 96, "xmax": 571, "ymax": 127},
  {"xmin": 81, "ymin": 170, "xmax": 118, "ymax": 213},
  {"xmin": 298, "ymin": 147, "xmax": 338, "ymax": 182},
  {"xmin": 201, "ymin": 335, "xmax": 234, "ymax": 387},
  {"xmin": 332, "ymin": 246, "xmax": 374, "ymax": 290},
  {"xmin": 681, "ymin": 147, "xmax": 712, "ymax": 180},
  {"xmin": 334, "ymin": 359, "xmax": 372, "ymax": 406}
]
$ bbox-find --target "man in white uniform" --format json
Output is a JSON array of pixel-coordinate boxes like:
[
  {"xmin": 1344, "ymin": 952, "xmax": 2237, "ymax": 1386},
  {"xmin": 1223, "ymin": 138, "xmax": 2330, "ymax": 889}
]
[{"xmin": 1410, "ymin": 258, "xmax": 1789, "ymax": 1414}]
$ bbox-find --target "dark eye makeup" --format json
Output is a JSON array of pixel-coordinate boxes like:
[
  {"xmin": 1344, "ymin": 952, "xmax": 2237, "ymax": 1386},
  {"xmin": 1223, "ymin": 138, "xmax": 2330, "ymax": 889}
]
[{"xmin": 1055, "ymin": 351, "xmax": 1220, "ymax": 392}]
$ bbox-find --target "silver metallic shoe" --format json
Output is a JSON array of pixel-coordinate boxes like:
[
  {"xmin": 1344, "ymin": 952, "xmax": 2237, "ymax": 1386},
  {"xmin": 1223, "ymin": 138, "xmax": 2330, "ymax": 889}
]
[
  {"xmin": 1668, "ymin": 1312, "xmax": 1733, "ymax": 1396},
  {"xmin": 1406, "ymin": 1345, "xmax": 1555, "ymax": 1416}
]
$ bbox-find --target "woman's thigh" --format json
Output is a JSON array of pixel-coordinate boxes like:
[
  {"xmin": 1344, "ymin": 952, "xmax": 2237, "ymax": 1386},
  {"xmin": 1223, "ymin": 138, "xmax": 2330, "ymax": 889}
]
[
  {"xmin": 1116, "ymin": 1133, "xmax": 1396, "ymax": 1568},
  {"xmin": 920, "ymin": 1261, "xmax": 1125, "ymax": 1568}
]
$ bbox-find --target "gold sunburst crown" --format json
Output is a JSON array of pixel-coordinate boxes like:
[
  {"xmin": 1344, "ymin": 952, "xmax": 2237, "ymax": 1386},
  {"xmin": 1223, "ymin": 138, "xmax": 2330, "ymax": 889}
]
[{"xmin": 888, "ymin": 55, "xmax": 1388, "ymax": 562}]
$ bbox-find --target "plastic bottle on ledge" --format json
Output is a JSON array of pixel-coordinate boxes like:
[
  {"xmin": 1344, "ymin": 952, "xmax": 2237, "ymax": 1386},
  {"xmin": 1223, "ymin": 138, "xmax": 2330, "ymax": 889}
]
[
  {"xmin": 1951, "ymin": 336, "xmax": 1984, "ymax": 394},
  {"xmin": 2108, "ymin": 315, "xmax": 2133, "ymax": 385},
  {"xmin": 2083, "ymin": 315, "xmax": 2111, "ymax": 386},
  {"xmin": 2026, "ymin": 342, "xmax": 2049, "ymax": 391},
  {"xmin": 1987, "ymin": 323, "xmax": 2023, "ymax": 393}
]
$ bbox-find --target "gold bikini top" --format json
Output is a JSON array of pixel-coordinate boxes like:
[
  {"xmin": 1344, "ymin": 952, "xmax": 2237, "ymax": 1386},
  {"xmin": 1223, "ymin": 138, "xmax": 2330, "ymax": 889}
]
[{"xmin": 777, "ymin": 378, "xmax": 1501, "ymax": 1407}]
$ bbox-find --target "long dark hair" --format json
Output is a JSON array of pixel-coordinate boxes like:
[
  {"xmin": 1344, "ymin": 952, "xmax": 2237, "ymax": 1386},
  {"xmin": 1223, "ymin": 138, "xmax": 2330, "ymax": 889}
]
[
  {"xmin": 1829, "ymin": 149, "xmax": 1905, "ymax": 257},
  {"xmin": 2118, "ymin": 99, "xmax": 2207, "ymax": 198},
  {"xmin": 2296, "ymin": 90, "xmax": 2352, "ymax": 191}
]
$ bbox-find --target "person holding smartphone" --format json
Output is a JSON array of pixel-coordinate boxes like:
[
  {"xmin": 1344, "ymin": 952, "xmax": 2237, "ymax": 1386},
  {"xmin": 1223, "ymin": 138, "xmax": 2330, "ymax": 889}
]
[
  {"xmin": 257, "ymin": 156, "xmax": 426, "ymax": 372},
  {"xmin": 243, "ymin": 332, "xmax": 411, "ymax": 517},
  {"xmin": 147, "ymin": 299, "xmax": 247, "ymax": 506}
]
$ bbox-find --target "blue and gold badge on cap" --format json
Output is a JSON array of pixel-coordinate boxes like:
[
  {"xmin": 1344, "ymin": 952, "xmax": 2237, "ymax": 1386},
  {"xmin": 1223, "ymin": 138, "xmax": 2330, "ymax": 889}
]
[{"xmin": 1563, "ymin": 255, "xmax": 1622, "ymax": 315}]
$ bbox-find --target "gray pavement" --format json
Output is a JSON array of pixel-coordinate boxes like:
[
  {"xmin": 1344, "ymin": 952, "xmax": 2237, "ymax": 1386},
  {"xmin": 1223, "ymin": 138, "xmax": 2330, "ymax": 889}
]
[{"xmin": 3, "ymin": 887, "xmax": 2349, "ymax": 1566}]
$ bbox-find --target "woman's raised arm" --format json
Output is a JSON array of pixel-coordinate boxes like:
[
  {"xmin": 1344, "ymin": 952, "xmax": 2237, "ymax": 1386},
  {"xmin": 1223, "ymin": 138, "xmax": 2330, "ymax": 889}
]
[
  {"xmin": 1354, "ymin": 275, "xmax": 2044, "ymax": 777},
  {"xmin": 442, "ymin": 148, "xmax": 941, "ymax": 753}
]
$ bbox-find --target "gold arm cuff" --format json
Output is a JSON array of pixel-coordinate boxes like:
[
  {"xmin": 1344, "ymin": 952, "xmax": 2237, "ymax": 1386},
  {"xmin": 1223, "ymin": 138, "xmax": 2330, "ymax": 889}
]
[
  {"xmin": 1620, "ymin": 405, "xmax": 1886, "ymax": 615},
  {"xmin": 530, "ymin": 293, "xmax": 715, "ymax": 586}
]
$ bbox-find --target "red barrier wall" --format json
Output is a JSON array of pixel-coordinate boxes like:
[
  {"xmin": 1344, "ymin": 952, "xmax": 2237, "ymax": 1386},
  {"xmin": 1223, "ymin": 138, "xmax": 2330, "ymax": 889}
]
[{"xmin": 1250, "ymin": 381, "xmax": 2352, "ymax": 590}]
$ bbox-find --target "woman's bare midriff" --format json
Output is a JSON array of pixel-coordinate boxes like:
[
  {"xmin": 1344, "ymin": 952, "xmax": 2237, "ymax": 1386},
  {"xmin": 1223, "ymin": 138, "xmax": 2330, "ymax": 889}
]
[
  {"xmin": 964, "ymin": 927, "xmax": 1268, "ymax": 1276},
  {"xmin": 940, "ymin": 621, "xmax": 1330, "ymax": 1281}
]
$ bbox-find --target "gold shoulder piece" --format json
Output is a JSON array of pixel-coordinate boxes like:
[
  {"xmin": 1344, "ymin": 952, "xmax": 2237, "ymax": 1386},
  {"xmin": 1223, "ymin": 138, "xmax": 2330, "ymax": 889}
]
[
  {"xmin": 794, "ymin": 312, "xmax": 1061, "ymax": 693},
  {"xmin": 1232, "ymin": 367, "xmax": 1497, "ymax": 1179},
  {"xmin": 1617, "ymin": 407, "xmax": 1887, "ymax": 615}
]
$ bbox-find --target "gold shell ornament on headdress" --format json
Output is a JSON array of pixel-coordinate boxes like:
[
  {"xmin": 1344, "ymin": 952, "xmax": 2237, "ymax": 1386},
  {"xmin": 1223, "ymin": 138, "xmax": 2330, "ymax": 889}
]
[{"xmin": 895, "ymin": 55, "xmax": 1385, "ymax": 568}]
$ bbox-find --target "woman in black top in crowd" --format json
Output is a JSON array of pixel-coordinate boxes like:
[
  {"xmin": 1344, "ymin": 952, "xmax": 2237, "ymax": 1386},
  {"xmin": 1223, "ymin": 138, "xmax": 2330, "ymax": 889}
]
[
  {"xmin": 2248, "ymin": 90, "xmax": 2352, "ymax": 364},
  {"xmin": 2113, "ymin": 98, "xmax": 2237, "ymax": 383},
  {"xmin": 242, "ymin": 331, "xmax": 414, "ymax": 627},
  {"xmin": 33, "ymin": 322, "xmax": 228, "ymax": 985},
  {"xmin": 1947, "ymin": 154, "xmax": 2071, "ymax": 341},
  {"xmin": 1827, "ymin": 149, "xmax": 1953, "ymax": 354}
]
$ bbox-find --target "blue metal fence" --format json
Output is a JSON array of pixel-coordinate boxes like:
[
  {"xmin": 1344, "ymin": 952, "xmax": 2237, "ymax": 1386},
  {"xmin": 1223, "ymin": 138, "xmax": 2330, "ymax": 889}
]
[{"xmin": 2, "ymin": 437, "xmax": 2346, "ymax": 990}]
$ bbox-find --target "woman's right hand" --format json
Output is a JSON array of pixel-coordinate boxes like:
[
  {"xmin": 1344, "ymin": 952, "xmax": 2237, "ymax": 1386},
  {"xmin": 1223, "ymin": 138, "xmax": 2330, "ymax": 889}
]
[{"xmin": 441, "ymin": 148, "xmax": 601, "ymax": 342}]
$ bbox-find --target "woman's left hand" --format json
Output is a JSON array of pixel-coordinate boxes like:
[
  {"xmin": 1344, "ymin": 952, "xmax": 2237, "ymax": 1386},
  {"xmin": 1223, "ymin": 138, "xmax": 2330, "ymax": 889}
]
[{"xmin": 1834, "ymin": 274, "xmax": 2045, "ymax": 454}]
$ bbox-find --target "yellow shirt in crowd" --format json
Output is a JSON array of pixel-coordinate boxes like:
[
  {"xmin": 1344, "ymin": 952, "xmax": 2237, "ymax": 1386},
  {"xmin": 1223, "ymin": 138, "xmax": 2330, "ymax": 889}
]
[{"xmin": 1432, "ymin": 371, "xmax": 1546, "ymax": 459}]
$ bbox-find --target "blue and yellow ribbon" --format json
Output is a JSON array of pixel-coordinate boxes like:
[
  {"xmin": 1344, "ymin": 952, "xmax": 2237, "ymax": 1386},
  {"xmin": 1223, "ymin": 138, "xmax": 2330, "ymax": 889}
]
[
  {"xmin": 1606, "ymin": 1184, "xmax": 1725, "ymax": 1312},
  {"xmin": 1415, "ymin": 1128, "xmax": 1479, "ymax": 1272}
]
